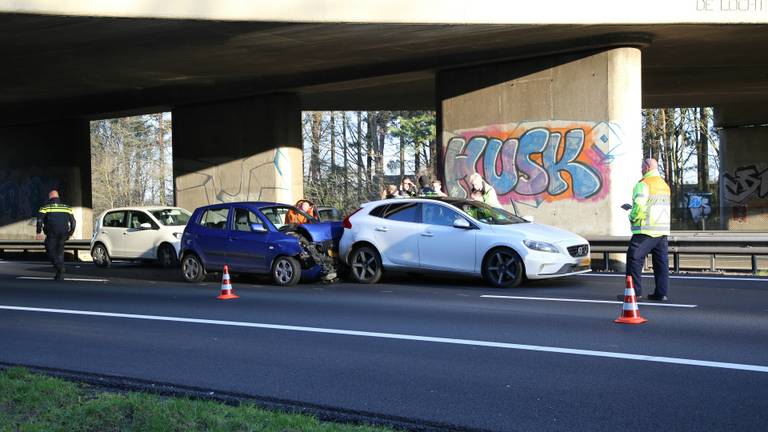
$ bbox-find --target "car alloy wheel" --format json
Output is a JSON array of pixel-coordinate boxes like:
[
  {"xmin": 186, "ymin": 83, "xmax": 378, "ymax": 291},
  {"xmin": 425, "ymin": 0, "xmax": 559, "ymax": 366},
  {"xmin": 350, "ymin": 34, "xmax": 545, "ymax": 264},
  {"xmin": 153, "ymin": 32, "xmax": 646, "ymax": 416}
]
[
  {"xmin": 483, "ymin": 248, "xmax": 523, "ymax": 288},
  {"xmin": 272, "ymin": 256, "xmax": 301, "ymax": 286},
  {"xmin": 350, "ymin": 246, "xmax": 382, "ymax": 284},
  {"xmin": 182, "ymin": 255, "xmax": 205, "ymax": 282}
]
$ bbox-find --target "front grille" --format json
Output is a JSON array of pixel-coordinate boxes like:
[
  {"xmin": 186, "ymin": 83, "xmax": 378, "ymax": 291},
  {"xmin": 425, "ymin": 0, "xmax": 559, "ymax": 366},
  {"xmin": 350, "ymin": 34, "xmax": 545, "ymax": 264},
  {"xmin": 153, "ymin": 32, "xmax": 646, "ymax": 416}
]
[{"xmin": 567, "ymin": 244, "xmax": 590, "ymax": 257}]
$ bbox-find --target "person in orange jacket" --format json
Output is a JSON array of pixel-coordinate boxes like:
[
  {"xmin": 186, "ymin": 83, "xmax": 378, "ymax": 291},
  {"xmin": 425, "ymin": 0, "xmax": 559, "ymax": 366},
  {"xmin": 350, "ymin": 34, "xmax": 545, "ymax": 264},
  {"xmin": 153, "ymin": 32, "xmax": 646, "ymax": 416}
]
[{"xmin": 285, "ymin": 199, "xmax": 318, "ymax": 224}]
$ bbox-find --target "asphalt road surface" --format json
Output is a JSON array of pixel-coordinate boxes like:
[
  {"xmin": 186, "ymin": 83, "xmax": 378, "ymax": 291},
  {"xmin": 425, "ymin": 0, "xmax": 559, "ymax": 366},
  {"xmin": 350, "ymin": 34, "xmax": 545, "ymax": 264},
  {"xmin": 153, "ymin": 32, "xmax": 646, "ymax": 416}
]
[{"xmin": 1, "ymin": 258, "xmax": 767, "ymax": 431}]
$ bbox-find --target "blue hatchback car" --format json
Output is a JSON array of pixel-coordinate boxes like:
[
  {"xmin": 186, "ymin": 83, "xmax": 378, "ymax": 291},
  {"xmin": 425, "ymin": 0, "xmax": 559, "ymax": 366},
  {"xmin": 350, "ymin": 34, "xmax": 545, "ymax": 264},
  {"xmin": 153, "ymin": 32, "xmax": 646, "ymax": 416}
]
[{"xmin": 180, "ymin": 202, "xmax": 343, "ymax": 285}]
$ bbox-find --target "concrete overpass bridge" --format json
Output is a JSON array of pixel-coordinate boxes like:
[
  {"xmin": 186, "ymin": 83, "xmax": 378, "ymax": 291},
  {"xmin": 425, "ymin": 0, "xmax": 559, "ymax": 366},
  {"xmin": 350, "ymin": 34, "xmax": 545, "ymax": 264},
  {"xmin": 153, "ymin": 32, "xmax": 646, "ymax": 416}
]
[{"xmin": 1, "ymin": 0, "xmax": 767, "ymax": 239}]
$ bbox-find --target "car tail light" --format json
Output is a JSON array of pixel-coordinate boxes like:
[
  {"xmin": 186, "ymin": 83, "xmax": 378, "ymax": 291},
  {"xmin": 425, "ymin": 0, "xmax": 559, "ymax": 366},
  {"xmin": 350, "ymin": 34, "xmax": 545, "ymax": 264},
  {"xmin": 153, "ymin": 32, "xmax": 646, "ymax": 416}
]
[{"xmin": 343, "ymin": 208, "xmax": 363, "ymax": 229}]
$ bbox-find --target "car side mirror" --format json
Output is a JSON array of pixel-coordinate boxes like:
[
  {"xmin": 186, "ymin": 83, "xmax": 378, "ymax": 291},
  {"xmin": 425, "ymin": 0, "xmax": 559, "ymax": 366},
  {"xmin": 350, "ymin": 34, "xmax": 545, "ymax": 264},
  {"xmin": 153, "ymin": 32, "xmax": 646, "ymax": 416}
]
[
  {"xmin": 251, "ymin": 224, "xmax": 268, "ymax": 233},
  {"xmin": 453, "ymin": 218, "xmax": 472, "ymax": 229},
  {"xmin": 139, "ymin": 222, "xmax": 153, "ymax": 230},
  {"xmin": 522, "ymin": 215, "xmax": 535, "ymax": 223}
]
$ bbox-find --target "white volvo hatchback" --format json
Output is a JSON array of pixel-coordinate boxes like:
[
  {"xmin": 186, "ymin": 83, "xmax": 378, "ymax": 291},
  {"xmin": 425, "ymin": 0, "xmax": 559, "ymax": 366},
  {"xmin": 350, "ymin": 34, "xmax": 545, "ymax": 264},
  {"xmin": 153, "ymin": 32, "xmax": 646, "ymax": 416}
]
[
  {"xmin": 91, "ymin": 207, "xmax": 191, "ymax": 268},
  {"xmin": 339, "ymin": 198, "xmax": 590, "ymax": 287}
]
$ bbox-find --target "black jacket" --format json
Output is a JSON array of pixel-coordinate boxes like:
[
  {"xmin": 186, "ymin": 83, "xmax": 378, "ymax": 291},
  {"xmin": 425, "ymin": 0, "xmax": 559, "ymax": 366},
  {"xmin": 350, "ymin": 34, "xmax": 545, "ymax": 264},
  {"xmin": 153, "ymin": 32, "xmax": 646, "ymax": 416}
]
[{"xmin": 36, "ymin": 198, "xmax": 76, "ymax": 237}]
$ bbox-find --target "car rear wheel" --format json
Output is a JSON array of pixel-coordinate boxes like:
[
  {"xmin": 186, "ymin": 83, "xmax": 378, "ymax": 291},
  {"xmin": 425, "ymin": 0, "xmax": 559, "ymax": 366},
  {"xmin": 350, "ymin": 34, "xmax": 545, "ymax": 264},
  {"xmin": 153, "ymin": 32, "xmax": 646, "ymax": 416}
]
[
  {"xmin": 181, "ymin": 254, "xmax": 206, "ymax": 283},
  {"xmin": 91, "ymin": 244, "xmax": 111, "ymax": 268},
  {"xmin": 482, "ymin": 247, "xmax": 524, "ymax": 288},
  {"xmin": 157, "ymin": 244, "xmax": 178, "ymax": 268},
  {"xmin": 349, "ymin": 245, "xmax": 382, "ymax": 284},
  {"xmin": 272, "ymin": 256, "xmax": 301, "ymax": 286}
]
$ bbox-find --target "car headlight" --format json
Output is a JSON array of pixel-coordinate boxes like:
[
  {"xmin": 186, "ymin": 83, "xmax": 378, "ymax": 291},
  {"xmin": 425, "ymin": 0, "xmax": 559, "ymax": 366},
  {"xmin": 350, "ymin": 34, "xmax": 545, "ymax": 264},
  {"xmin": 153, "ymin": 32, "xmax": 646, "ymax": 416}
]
[
  {"xmin": 173, "ymin": 232, "xmax": 183, "ymax": 239},
  {"xmin": 523, "ymin": 240, "xmax": 560, "ymax": 253}
]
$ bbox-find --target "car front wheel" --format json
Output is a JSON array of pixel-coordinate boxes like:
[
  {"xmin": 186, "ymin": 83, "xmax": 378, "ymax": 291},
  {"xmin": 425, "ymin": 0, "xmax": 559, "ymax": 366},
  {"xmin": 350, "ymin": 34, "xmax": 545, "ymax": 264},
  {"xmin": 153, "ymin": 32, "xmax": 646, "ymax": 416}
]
[
  {"xmin": 181, "ymin": 254, "xmax": 206, "ymax": 283},
  {"xmin": 272, "ymin": 256, "xmax": 301, "ymax": 286},
  {"xmin": 482, "ymin": 247, "xmax": 524, "ymax": 288},
  {"xmin": 349, "ymin": 245, "xmax": 382, "ymax": 284},
  {"xmin": 91, "ymin": 244, "xmax": 111, "ymax": 268}
]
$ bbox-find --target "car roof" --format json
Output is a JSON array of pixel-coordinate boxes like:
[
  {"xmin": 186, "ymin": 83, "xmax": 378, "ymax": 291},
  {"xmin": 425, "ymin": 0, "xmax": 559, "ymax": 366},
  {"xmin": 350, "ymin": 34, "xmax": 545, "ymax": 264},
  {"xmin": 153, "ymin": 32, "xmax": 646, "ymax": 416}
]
[
  {"xmin": 100, "ymin": 206, "xmax": 189, "ymax": 213},
  {"xmin": 194, "ymin": 201, "xmax": 293, "ymax": 211},
  {"xmin": 364, "ymin": 196, "xmax": 474, "ymax": 206}
]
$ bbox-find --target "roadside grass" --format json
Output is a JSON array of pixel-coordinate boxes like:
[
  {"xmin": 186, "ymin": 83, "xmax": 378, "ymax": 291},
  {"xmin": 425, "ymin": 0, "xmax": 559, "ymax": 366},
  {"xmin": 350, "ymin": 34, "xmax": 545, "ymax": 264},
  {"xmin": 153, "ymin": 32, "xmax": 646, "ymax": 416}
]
[{"xmin": 0, "ymin": 368, "xmax": 394, "ymax": 432}]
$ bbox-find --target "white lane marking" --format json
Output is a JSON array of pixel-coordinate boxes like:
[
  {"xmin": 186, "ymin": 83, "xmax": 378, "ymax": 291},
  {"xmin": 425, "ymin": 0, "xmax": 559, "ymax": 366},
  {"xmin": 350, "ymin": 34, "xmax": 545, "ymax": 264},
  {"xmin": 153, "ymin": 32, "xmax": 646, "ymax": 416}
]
[
  {"xmin": 581, "ymin": 273, "xmax": 767, "ymax": 282},
  {"xmin": 481, "ymin": 295, "xmax": 697, "ymax": 308},
  {"xmin": 16, "ymin": 276, "xmax": 108, "ymax": 282},
  {"xmin": 0, "ymin": 305, "xmax": 764, "ymax": 373}
]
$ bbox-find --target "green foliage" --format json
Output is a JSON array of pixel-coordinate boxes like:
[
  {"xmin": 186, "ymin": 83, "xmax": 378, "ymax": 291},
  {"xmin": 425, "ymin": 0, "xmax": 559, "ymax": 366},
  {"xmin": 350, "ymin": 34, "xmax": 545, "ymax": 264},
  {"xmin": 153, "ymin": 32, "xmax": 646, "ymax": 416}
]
[
  {"xmin": 391, "ymin": 111, "xmax": 436, "ymax": 156},
  {"xmin": 0, "ymin": 368, "xmax": 394, "ymax": 432}
]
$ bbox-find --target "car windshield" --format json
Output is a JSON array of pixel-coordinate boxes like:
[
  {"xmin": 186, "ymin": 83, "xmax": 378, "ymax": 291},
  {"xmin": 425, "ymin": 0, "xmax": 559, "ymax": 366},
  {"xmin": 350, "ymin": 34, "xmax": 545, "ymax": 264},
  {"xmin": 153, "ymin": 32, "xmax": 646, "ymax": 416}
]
[
  {"xmin": 150, "ymin": 208, "xmax": 192, "ymax": 226},
  {"xmin": 261, "ymin": 205, "xmax": 317, "ymax": 229},
  {"xmin": 447, "ymin": 201, "xmax": 526, "ymax": 225}
]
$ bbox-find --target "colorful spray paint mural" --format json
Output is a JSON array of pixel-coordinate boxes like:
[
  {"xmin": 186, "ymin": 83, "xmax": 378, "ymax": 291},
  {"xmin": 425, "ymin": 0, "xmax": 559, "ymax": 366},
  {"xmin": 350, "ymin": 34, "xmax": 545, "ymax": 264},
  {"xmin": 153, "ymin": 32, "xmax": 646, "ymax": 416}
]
[{"xmin": 443, "ymin": 121, "xmax": 623, "ymax": 207}]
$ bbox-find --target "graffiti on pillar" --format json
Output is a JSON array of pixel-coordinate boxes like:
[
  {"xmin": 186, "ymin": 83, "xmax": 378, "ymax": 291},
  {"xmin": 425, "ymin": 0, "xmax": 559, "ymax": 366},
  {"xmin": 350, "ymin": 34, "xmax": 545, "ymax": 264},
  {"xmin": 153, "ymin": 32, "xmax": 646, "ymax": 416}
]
[
  {"xmin": 444, "ymin": 121, "xmax": 623, "ymax": 206},
  {"xmin": 0, "ymin": 172, "xmax": 64, "ymax": 225},
  {"xmin": 723, "ymin": 164, "xmax": 768, "ymax": 204}
]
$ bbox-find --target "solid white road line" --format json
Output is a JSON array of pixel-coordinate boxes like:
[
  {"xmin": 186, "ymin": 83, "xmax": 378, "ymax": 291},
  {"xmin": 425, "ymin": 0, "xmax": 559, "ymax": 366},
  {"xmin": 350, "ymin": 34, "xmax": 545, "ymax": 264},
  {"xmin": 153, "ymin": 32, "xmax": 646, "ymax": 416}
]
[
  {"xmin": 481, "ymin": 295, "xmax": 697, "ymax": 308},
  {"xmin": 581, "ymin": 273, "xmax": 767, "ymax": 282},
  {"xmin": 16, "ymin": 276, "xmax": 108, "ymax": 282},
  {"xmin": 0, "ymin": 305, "xmax": 765, "ymax": 373}
]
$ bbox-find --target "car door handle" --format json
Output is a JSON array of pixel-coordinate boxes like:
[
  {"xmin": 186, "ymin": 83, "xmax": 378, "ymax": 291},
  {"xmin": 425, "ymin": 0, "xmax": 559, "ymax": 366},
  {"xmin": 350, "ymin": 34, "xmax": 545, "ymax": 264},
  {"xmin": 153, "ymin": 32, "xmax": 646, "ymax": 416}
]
[
  {"xmin": 421, "ymin": 231, "xmax": 434, "ymax": 237},
  {"xmin": 375, "ymin": 226, "xmax": 388, "ymax": 232}
]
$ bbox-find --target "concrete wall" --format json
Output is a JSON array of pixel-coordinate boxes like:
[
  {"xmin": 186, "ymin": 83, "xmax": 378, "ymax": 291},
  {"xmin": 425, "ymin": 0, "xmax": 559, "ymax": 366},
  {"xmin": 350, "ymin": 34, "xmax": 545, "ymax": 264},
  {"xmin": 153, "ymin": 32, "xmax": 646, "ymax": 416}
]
[
  {"xmin": 0, "ymin": 120, "xmax": 92, "ymax": 240},
  {"xmin": 438, "ymin": 48, "xmax": 643, "ymax": 237},
  {"xmin": 716, "ymin": 103, "xmax": 768, "ymax": 230},
  {"xmin": 173, "ymin": 94, "xmax": 303, "ymax": 212}
]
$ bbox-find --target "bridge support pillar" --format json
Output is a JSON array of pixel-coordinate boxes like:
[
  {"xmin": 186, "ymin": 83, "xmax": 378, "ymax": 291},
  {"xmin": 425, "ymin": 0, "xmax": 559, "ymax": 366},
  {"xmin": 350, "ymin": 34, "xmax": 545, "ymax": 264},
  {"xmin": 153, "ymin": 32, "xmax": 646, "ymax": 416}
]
[
  {"xmin": 715, "ymin": 103, "xmax": 768, "ymax": 230},
  {"xmin": 173, "ymin": 94, "xmax": 303, "ymax": 211},
  {"xmin": 0, "ymin": 121, "xmax": 92, "ymax": 240},
  {"xmin": 438, "ymin": 47, "xmax": 643, "ymax": 242}
]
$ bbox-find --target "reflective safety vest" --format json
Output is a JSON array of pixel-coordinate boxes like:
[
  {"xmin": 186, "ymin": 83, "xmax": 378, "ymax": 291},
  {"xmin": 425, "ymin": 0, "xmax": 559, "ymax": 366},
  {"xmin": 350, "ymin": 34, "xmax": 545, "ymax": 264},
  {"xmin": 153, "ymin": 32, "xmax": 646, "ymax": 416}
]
[{"xmin": 629, "ymin": 170, "xmax": 671, "ymax": 237}]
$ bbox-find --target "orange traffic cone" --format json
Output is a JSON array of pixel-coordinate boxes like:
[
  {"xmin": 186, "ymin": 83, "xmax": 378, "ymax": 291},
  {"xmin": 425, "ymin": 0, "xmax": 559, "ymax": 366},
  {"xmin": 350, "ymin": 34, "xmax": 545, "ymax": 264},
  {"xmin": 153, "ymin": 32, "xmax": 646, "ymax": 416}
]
[
  {"xmin": 217, "ymin": 265, "xmax": 239, "ymax": 300},
  {"xmin": 615, "ymin": 276, "xmax": 647, "ymax": 324}
]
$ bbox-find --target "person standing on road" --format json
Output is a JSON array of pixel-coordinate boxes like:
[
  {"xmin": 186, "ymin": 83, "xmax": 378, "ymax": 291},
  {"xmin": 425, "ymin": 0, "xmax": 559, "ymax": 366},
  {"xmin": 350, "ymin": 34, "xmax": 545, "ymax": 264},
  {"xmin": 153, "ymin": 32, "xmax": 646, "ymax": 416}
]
[
  {"xmin": 36, "ymin": 190, "xmax": 76, "ymax": 281},
  {"xmin": 623, "ymin": 158, "xmax": 671, "ymax": 301}
]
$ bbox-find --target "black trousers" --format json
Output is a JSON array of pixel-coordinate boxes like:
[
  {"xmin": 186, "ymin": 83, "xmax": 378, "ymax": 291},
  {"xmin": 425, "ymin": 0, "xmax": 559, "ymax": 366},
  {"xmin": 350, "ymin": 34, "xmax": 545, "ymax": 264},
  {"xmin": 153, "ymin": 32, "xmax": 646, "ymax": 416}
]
[
  {"xmin": 625, "ymin": 234, "xmax": 669, "ymax": 297},
  {"xmin": 44, "ymin": 234, "xmax": 68, "ymax": 272}
]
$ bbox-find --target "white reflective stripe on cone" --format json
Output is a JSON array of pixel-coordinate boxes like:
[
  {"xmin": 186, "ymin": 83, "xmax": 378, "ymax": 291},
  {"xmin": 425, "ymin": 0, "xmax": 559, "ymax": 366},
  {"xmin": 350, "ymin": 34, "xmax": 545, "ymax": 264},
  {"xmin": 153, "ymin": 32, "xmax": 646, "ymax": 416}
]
[
  {"xmin": 624, "ymin": 288, "xmax": 637, "ymax": 296},
  {"xmin": 623, "ymin": 303, "xmax": 639, "ymax": 311}
]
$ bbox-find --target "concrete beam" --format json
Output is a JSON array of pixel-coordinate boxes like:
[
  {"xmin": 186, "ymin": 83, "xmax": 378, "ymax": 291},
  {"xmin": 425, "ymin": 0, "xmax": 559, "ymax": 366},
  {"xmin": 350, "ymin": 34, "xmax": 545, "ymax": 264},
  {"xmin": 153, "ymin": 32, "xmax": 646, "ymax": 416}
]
[{"xmin": 3, "ymin": 0, "xmax": 767, "ymax": 24}]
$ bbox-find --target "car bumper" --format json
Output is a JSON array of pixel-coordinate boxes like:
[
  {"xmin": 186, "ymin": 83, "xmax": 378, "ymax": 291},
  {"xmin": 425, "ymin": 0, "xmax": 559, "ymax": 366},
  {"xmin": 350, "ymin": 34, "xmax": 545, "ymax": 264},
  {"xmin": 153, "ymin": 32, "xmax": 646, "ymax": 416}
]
[{"xmin": 523, "ymin": 251, "xmax": 591, "ymax": 279}]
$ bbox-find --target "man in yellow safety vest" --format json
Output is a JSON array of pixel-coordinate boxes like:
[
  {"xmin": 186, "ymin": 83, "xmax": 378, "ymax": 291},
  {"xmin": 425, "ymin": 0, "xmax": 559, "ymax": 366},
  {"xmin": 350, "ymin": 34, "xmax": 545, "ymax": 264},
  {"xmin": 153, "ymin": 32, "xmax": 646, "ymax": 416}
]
[{"xmin": 622, "ymin": 158, "xmax": 671, "ymax": 301}]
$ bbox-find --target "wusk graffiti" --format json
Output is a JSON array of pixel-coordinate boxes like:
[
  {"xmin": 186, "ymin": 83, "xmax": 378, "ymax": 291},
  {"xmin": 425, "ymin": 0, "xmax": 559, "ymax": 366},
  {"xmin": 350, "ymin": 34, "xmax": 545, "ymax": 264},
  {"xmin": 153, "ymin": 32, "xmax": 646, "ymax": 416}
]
[{"xmin": 444, "ymin": 121, "xmax": 619, "ymax": 205}]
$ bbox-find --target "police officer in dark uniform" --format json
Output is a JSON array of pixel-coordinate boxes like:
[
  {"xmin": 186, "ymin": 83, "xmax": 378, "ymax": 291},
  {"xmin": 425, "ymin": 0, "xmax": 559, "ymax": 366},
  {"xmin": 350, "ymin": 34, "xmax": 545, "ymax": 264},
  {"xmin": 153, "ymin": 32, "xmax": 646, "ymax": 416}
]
[{"xmin": 36, "ymin": 190, "xmax": 76, "ymax": 280}]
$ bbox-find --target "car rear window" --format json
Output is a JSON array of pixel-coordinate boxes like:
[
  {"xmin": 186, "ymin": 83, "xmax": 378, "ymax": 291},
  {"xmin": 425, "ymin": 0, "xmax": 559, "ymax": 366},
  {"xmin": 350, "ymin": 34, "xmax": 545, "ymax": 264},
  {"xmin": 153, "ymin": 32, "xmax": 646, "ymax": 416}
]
[
  {"xmin": 369, "ymin": 205, "xmax": 387, "ymax": 218},
  {"xmin": 103, "ymin": 211, "xmax": 126, "ymax": 228},
  {"xmin": 383, "ymin": 202, "xmax": 420, "ymax": 223},
  {"xmin": 200, "ymin": 208, "xmax": 229, "ymax": 230}
]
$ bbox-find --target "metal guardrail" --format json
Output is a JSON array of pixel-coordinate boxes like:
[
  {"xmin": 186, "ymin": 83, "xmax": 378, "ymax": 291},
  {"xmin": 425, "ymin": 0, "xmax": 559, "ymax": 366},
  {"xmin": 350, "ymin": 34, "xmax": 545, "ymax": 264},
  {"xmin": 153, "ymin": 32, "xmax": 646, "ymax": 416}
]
[
  {"xmin": 0, "ymin": 240, "xmax": 91, "ymax": 258},
  {"xmin": 587, "ymin": 232, "xmax": 768, "ymax": 275}
]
